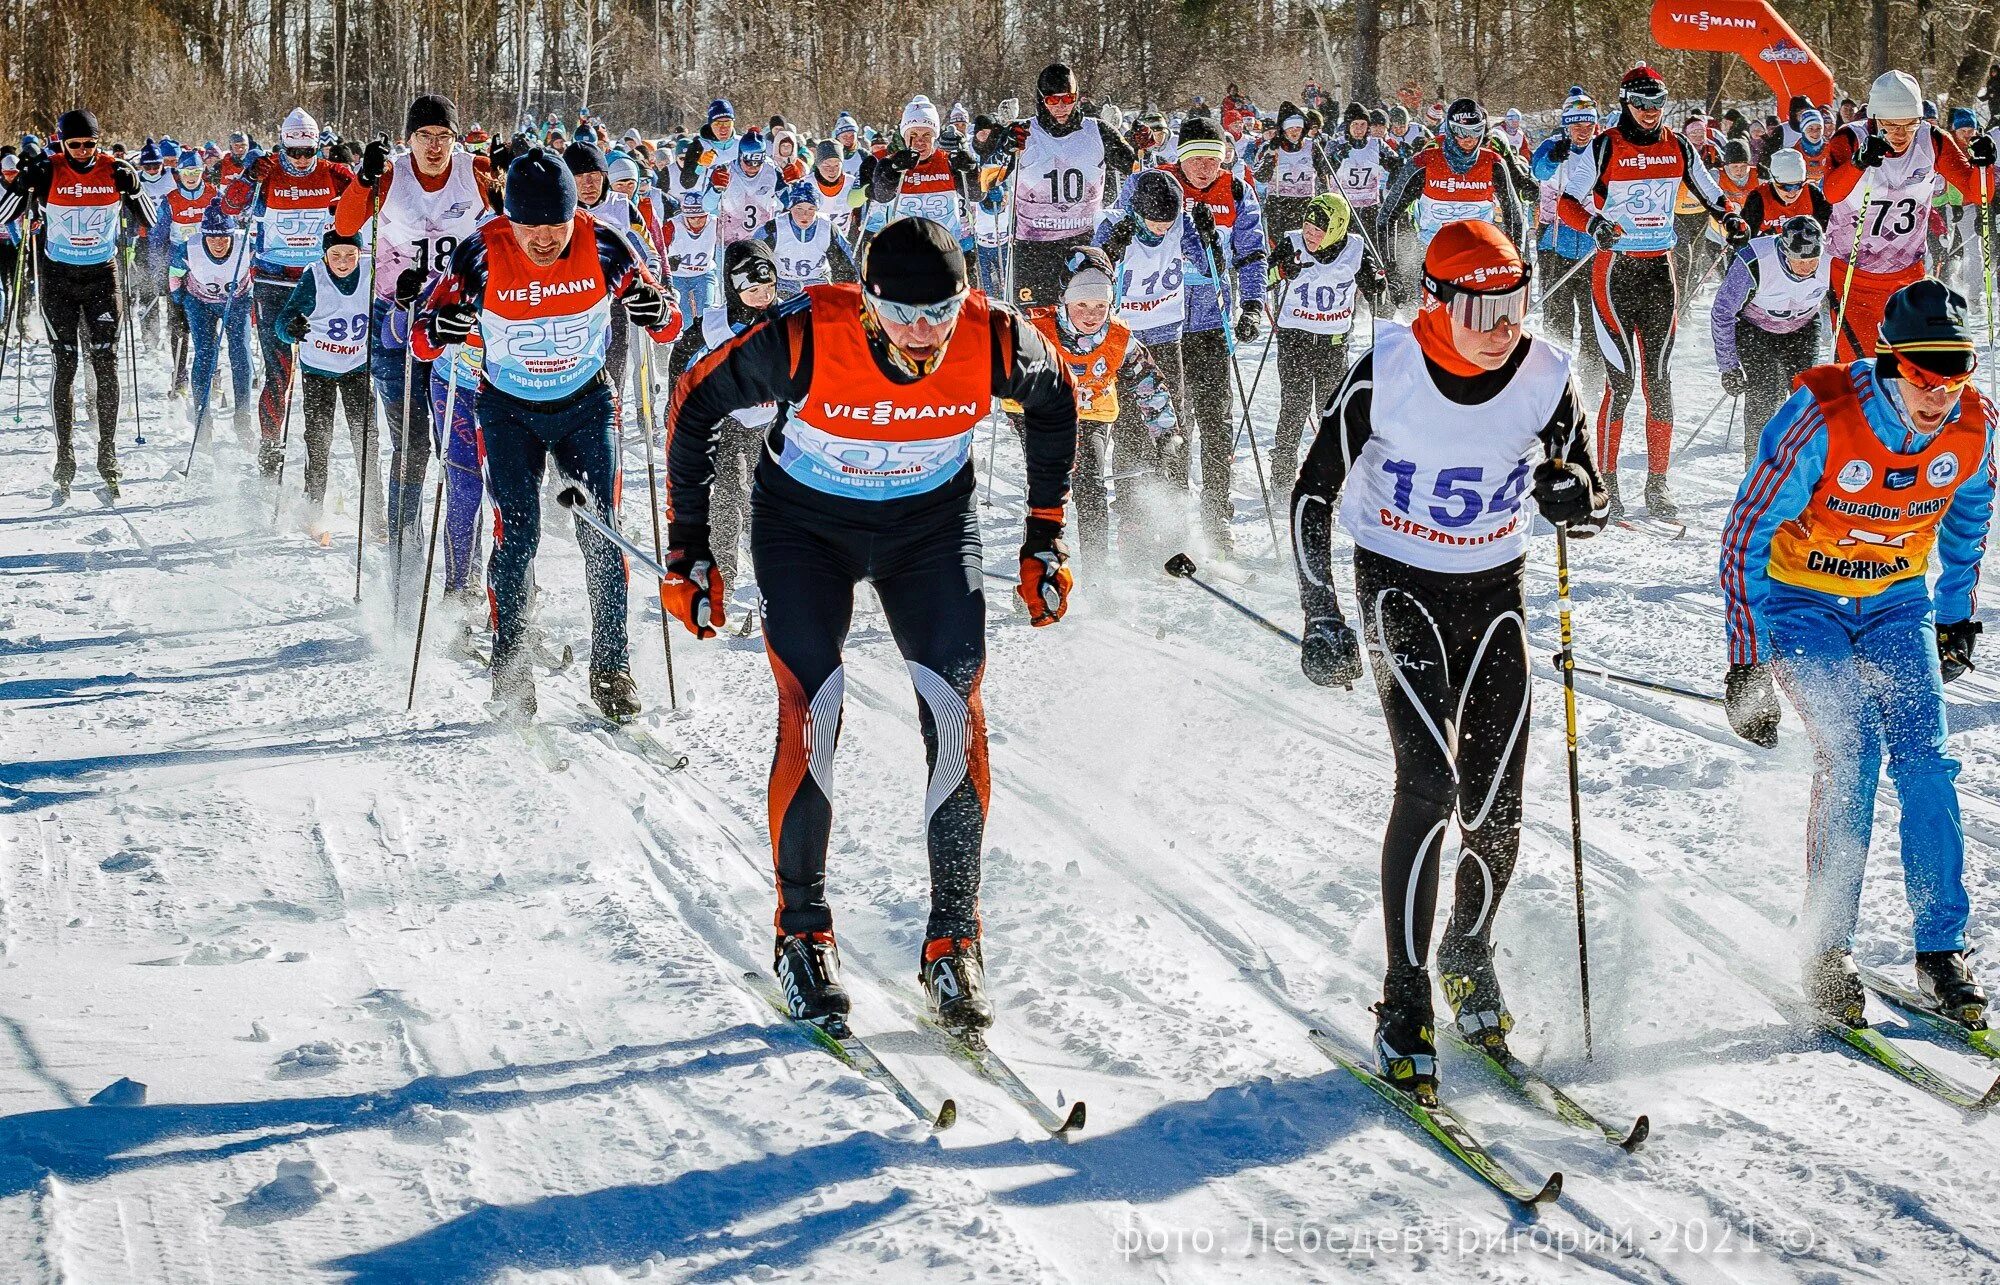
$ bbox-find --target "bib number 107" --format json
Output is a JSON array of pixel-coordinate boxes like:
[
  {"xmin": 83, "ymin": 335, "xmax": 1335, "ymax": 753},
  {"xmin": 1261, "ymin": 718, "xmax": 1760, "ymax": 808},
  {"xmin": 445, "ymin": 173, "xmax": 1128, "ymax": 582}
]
[{"xmin": 1380, "ymin": 459, "xmax": 1530, "ymax": 528}]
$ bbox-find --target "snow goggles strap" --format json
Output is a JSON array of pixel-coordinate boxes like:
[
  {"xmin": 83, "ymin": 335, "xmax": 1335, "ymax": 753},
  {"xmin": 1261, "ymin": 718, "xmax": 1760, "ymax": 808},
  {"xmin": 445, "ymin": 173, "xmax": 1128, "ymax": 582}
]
[{"xmin": 1424, "ymin": 270, "xmax": 1531, "ymax": 330}]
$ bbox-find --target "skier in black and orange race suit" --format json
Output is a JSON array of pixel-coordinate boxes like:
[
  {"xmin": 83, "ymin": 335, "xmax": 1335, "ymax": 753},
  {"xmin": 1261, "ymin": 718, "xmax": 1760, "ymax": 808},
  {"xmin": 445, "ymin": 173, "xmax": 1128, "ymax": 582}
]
[
  {"xmin": 411, "ymin": 146, "xmax": 680, "ymax": 721},
  {"xmin": 1560, "ymin": 63, "xmax": 1751, "ymax": 522},
  {"xmin": 661, "ymin": 216, "xmax": 1080, "ymax": 1034}
]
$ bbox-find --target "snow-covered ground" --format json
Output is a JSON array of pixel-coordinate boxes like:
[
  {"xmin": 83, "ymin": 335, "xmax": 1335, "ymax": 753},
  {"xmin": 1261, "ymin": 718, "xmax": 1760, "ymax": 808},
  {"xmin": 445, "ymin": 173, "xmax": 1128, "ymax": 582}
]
[{"xmin": 2, "ymin": 288, "xmax": 1998, "ymax": 1285}]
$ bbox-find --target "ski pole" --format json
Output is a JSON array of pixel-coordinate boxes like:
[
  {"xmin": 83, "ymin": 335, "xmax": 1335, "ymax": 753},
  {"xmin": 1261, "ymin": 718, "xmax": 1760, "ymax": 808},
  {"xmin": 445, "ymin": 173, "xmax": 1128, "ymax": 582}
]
[
  {"xmin": 1542, "ymin": 250, "xmax": 1595, "ymax": 305},
  {"xmin": 1207, "ymin": 235, "xmax": 1286, "ymax": 566},
  {"xmin": 1982, "ymin": 166, "xmax": 1996, "ymax": 401},
  {"xmin": 1230, "ymin": 276, "xmax": 1283, "ymax": 456},
  {"xmin": 270, "ymin": 351, "xmax": 300, "ymax": 523},
  {"xmin": 355, "ymin": 397, "xmax": 371, "ymax": 603},
  {"xmin": 1550, "ymin": 648, "xmax": 1724, "ymax": 706},
  {"xmin": 555, "ymin": 486, "xmax": 673, "ymax": 580},
  {"xmin": 1831, "ymin": 173, "xmax": 1871, "ymax": 359},
  {"xmin": 1163, "ymin": 552, "xmax": 1301, "ymax": 645},
  {"xmin": 983, "ymin": 175, "xmax": 1019, "ymax": 509},
  {"xmin": 405, "ymin": 352, "xmax": 460, "ymax": 710},
  {"xmin": 392, "ymin": 301, "xmax": 420, "ymax": 624},
  {"xmin": 124, "ymin": 252, "xmax": 145, "ymax": 445},
  {"xmin": 635, "ymin": 329, "xmax": 679, "ymax": 709},
  {"xmin": 1552, "ymin": 525, "xmax": 1594, "ymax": 1059},
  {"xmin": 1673, "ymin": 388, "xmax": 1736, "ymax": 461}
]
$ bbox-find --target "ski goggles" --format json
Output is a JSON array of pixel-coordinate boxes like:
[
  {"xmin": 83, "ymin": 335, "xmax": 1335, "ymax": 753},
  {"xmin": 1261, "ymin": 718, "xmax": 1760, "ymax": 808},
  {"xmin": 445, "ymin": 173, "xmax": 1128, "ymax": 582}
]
[
  {"xmin": 1888, "ymin": 345, "xmax": 1979, "ymax": 394},
  {"xmin": 1623, "ymin": 87, "xmax": 1669, "ymax": 110},
  {"xmin": 866, "ymin": 288, "xmax": 967, "ymax": 327},
  {"xmin": 1445, "ymin": 119, "xmax": 1485, "ymax": 144},
  {"xmin": 1042, "ymin": 92, "xmax": 1079, "ymax": 109},
  {"xmin": 727, "ymin": 257, "xmax": 777, "ymax": 292},
  {"xmin": 1424, "ymin": 271, "xmax": 1532, "ymax": 330}
]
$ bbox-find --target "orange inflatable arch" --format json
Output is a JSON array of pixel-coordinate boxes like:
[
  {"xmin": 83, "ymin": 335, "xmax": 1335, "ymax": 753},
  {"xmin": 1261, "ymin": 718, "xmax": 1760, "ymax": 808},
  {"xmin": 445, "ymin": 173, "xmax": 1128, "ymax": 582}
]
[{"xmin": 1650, "ymin": 0, "xmax": 1837, "ymax": 109}]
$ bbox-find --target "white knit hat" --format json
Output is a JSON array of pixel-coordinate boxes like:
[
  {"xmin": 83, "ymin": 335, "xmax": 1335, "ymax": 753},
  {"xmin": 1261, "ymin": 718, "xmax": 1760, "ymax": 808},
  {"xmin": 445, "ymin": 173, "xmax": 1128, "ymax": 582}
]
[
  {"xmin": 1868, "ymin": 70, "xmax": 1922, "ymax": 121},
  {"xmin": 280, "ymin": 108, "xmax": 318, "ymax": 148},
  {"xmin": 901, "ymin": 96, "xmax": 941, "ymax": 134}
]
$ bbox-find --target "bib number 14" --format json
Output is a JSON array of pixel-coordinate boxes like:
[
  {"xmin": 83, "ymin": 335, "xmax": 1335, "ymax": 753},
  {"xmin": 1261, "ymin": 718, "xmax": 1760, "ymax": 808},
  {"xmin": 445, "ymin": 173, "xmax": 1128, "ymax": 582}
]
[{"xmin": 1380, "ymin": 459, "xmax": 1530, "ymax": 528}]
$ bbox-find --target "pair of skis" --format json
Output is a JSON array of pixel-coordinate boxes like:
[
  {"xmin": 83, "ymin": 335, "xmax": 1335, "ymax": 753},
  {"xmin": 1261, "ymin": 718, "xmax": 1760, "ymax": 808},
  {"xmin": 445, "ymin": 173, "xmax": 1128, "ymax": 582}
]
[
  {"xmin": 1308, "ymin": 1021, "xmax": 1648, "ymax": 1208},
  {"xmin": 747, "ymin": 972, "xmax": 1085, "ymax": 1137}
]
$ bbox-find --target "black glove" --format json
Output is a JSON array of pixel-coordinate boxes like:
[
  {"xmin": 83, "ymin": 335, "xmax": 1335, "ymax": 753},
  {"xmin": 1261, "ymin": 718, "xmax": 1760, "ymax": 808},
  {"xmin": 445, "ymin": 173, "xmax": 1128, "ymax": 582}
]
[
  {"xmin": 359, "ymin": 137, "xmax": 392, "ymax": 187},
  {"xmin": 623, "ymin": 279, "xmax": 669, "ymax": 328},
  {"xmin": 1547, "ymin": 136, "xmax": 1571, "ymax": 163},
  {"xmin": 1724, "ymin": 662, "xmax": 1781, "ymax": 748},
  {"xmin": 1234, "ymin": 300, "xmax": 1262, "ymax": 343},
  {"xmin": 884, "ymin": 148, "xmax": 918, "ymax": 177},
  {"xmin": 1589, "ymin": 217, "xmax": 1621, "ymax": 251},
  {"xmin": 1722, "ymin": 213, "xmax": 1752, "ymax": 246},
  {"xmin": 1016, "ymin": 516, "xmax": 1072, "ymax": 626},
  {"xmin": 1359, "ymin": 263, "xmax": 1389, "ymax": 298},
  {"xmin": 1857, "ymin": 133, "xmax": 1892, "ymax": 170},
  {"xmin": 112, "ymin": 161, "xmax": 141, "ymax": 196},
  {"xmin": 1102, "ymin": 215, "xmax": 1137, "ymax": 262},
  {"xmin": 940, "ymin": 127, "xmax": 964, "ymax": 152},
  {"xmin": 1720, "ymin": 366, "xmax": 1747, "ymax": 397},
  {"xmin": 948, "ymin": 146, "xmax": 979, "ymax": 176},
  {"xmin": 1190, "ymin": 202, "xmax": 1216, "ymax": 238},
  {"xmin": 662, "ymin": 524, "xmax": 726, "ymax": 639},
  {"xmin": 1004, "ymin": 121, "xmax": 1030, "ymax": 154},
  {"xmin": 1532, "ymin": 458, "xmax": 1594, "ymax": 526},
  {"xmin": 1301, "ymin": 615, "xmax": 1364, "ymax": 688},
  {"xmin": 1939, "ymin": 620, "xmax": 1983, "ymax": 683},
  {"xmin": 394, "ymin": 267, "xmax": 426, "ymax": 310},
  {"xmin": 1970, "ymin": 135, "xmax": 1997, "ymax": 167},
  {"xmin": 666, "ymin": 254, "xmax": 683, "ymax": 273},
  {"xmin": 430, "ymin": 300, "xmax": 477, "ymax": 344}
]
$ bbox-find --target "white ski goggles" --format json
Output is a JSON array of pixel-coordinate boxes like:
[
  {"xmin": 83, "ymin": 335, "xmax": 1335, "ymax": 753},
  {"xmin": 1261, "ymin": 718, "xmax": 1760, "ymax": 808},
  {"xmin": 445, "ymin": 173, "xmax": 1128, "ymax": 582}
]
[
  {"xmin": 1425, "ymin": 272, "xmax": 1531, "ymax": 330},
  {"xmin": 867, "ymin": 289, "xmax": 967, "ymax": 327}
]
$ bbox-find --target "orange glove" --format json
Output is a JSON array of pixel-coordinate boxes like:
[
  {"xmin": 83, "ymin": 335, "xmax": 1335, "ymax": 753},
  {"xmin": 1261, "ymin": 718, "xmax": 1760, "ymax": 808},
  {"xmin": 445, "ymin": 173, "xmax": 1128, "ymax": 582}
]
[
  {"xmin": 659, "ymin": 529, "xmax": 725, "ymax": 638},
  {"xmin": 1016, "ymin": 514, "xmax": 1072, "ymax": 627}
]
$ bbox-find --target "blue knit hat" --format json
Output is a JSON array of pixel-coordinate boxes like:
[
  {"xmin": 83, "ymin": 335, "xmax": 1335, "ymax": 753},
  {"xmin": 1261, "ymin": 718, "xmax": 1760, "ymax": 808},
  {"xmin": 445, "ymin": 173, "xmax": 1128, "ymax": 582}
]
[
  {"xmin": 708, "ymin": 98, "xmax": 735, "ymax": 123},
  {"xmin": 1879, "ymin": 279, "xmax": 1975, "ymax": 378},
  {"xmin": 200, "ymin": 204, "xmax": 237, "ymax": 236},
  {"xmin": 504, "ymin": 146, "xmax": 579, "ymax": 226}
]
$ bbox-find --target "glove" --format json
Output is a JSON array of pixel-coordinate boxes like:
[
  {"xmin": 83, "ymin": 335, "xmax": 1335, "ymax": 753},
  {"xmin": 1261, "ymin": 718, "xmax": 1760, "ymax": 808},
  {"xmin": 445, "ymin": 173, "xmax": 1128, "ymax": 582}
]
[
  {"xmin": 1971, "ymin": 135, "xmax": 1998, "ymax": 167},
  {"xmin": 358, "ymin": 137, "xmax": 391, "ymax": 187},
  {"xmin": 1722, "ymin": 213, "xmax": 1752, "ymax": 245},
  {"xmin": 1547, "ymin": 137, "xmax": 1571, "ymax": 163},
  {"xmin": 1016, "ymin": 515, "xmax": 1072, "ymax": 627},
  {"xmin": 1531, "ymin": 458, "xmax": 1594, "ymax": 526},
  {"xmin": 1857, "ymin": 132, "xmax": 1892, "ymax": 170},
  {"xmin": 1190, "ymin": 202, "xmax": 1216, "ymax": 237},
  {"xmin": 1004, "ymin": 122, "xmax": 1031, "ymax": 154},
  {"xmin": 623, "ymin": 279, "xmax": 670, "ymax": 328},
  {"xmin": 113, "ymin": 162, "xmax": 141, "ymax": 196},
  {"xmin": 1301, "ymin": 615, "xmax": 1364, "ymax": 688},
  {"xmin": 1724, "ymin": 662, "xmax": 1781, "ymax": 748},
  {"xmin": 660, "ymin": 525, "xmax": 726, "ymax": 638},
  {"xmin": 1720, "ymin": 367, "xmax": 1747, "ymax": 397},
  {"xmin": 1234, "ymin": 300, "xmax": 1262, "ymax": 343},
  {"xmin": 948, "ymin": 147, "xmax": 980, "ymax": 176},
  {"xmin": 666, "ymin": 254, "xmax": 683, "ymax": 273},
  {"xmin": 1939, "ymin": 620, "xmax": 1983, "ymax": 683},
  {"xmin": 1102, "ymin": 215, "xmax": 1137, "ymax": 261},
  {"xmin": 430, "ymin": 300, "xmax": 477, "ymax": 344},
  {"xmin": 275, "ymin": 314, "xmax": 307, "ymax": 346},
  {"xmin": 708, "ymin": 165, "xmax": 731, "ymax": 191},
  {"xmin": 1360, "ymin": 263, "xmax": 1390, "ymax": 297},
  {"xmin": 939, "ymin": 127, "xmax": 964, "ymax": 152},
  {"xmin": 394, "ymin": 267, "xmax": 427, "ymax": 310},
  {"xmin": 1589, "ymin": 217, "xmax": 1621, "ymax": 250}
]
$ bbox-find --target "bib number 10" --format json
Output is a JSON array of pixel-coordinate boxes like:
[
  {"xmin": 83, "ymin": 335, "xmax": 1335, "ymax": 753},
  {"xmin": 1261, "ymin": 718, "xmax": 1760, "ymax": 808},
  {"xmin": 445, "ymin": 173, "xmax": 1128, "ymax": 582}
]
[
  {"xmin": 1041, "ymin": 167, "xmax": 1085, "ymax": 204},
  {"xmin": 1380, "ymin": 458, "xmax": 1530, "ymax": 529}
]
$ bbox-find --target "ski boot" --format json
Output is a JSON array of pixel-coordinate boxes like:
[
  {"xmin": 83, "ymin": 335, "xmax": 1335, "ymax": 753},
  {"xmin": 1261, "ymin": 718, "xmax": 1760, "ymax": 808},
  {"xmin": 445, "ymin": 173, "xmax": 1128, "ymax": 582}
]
[
  {"xmin": 1601, "ymin": 470, "xmax": 1625, "ymax": 522},
  {"xmin": 52, "ymin": 450, "xmax": 76, "ymax": 505},
  {"xmin": 775, "ymin": 931, "xmax": 851, "ymax": 1028},
  {"xmin": 590, "ymin": 668, "xmax": 642, "ymax": 722},
  {"xmin": 1804, "ymin": 948, "xmax": 1866, "ymax": 1027},
  {"xmin": 1916, "ymin": 951, "xmax": 1988, "ymax": 1029},
  {"xmin": 921, "ymin": 935, "xmax": 994, "ymax": 1035},
  {"xmin": 1437, "ymin": 933, "xmax": 1515, "ymax": 1056},
  {"xmin": 489, "ymin": 645, "xmax": 537, "ymax": 721},
  {"xmin": 1373, "ymin": 968, "xmax": 1439, "ymax": 1100},
  {"xmin": 1643, "ymin": 472, "xmax": 1678, "ymax": 522}
]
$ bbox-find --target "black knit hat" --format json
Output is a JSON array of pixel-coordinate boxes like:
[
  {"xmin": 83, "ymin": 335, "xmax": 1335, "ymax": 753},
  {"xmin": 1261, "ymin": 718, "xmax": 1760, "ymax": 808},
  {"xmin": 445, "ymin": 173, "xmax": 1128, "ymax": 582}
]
[
  {"xmin": 1038, "ymin": 63, "xmax": 1078, "ymax": 99},
  {"xmin": 860, "ymin": 217, "xmax": 967, "ymax": 305},
  {"xmin": 503, "ymin": 146, "xmax": 578, "ymax": 226},
  {"xmin": 321, "ymin": 229, "xmax": 364, "ymax": 250},
  {"xmin": 562, "ymin": 141, "xmax": 607, "ymax": 176},
  {"xmin": 56, "ymin": 109, "xmax": 100, "ymax": 140},
  {"xmin": 1878, "ymin": 279, "xmax": 1976, "ymax": 378},
  {"xmin": 405, "ymin": 93, "xmax": 458, "ymax": 137},
  {"xmin": 1344, "ymin": 101, "xmax": 1369, "ymax": 124},
  {"xmin": 1130, "ymin": 169, "xmax": 1182, "ymax": 221}
]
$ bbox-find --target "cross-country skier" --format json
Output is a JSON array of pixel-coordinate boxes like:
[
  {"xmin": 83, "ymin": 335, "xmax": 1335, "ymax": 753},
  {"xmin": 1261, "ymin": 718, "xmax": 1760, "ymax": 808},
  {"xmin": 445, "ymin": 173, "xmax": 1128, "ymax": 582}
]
[
  {"xmin": 660, "ymin": 216, "xmax": 1079, "ymax": 1033},
  {"xmin": 1740, "ymin": 147, "xmax": 1830, "ymax": 236},
  {"xmin": 979, "ymin": 63, "xmax": 1138, "ymax": 305},
  {"xmin": 1821, "ymin": 70, "xmax": 1994, "ymax": 361},
  {"xmin": 1376, "ymin": 98, "xmax": 1529, "ymax": 308},
  {"xmin": 1712, "ymin": 216, "xmax": 1829, "ymax": 466},
  {"xmin": 156, "ymin": 147, "xmax": 216, "ymax": 397},
  {"xmin": 757, "ymin": 181, "xmax": 858, "ymax": 298},
  {"xmin": 1269, "ymin": 191, "xmax": 1384, "ymax": 492},
  {"xmin": 868, "ymin": 97, "xmax": 981, "ymax": 250},
  {"xmin": 1560, "ymin": 63, "xmax": 1751, "ymax": 522},
  {"xmin": 1720, "ymin": 279, "xmax": 1994, "ymax": 1028},
  {"xmin": 1253, "ymin": 102, "xmax": 1335, "ymax": 238},
  {"xmin": 411, "ymin": 146, "xmax": 679, "ymax": 719},
  {"xmin": 709, "ymin": 129, "xmax": 781, "ymax": 247},
  {"xmin": 1326, "ymin": 102, "xmax": 1399, "ymax": 230},
  {"xmin": 1289, "ymin": 218, "xmax": 1607, "ymax": 1097},
  {"xmin": 0, "ymin": 108, "xmax": 156, "ymax": 498},
  {"xmin": 663, "ymin": 189, "xmax": 720, "ymax": 321},
  {"xmin": 170, "ymin": 205, "xmax": 255, "ymax": 456},
  {"xmin": 1532, "ymin": 90, "xmax": 1604, "ymax": 406},
  {"xmin": 273, "ymin": 228, "xmax": 381, "ymax": 538}
]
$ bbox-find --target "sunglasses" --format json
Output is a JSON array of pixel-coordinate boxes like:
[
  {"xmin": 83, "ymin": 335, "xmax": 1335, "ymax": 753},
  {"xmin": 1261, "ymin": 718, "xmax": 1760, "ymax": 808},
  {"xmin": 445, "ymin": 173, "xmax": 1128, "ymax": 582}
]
[
  {"xmin": 868, "ymin": 290, "xmax": 967, "ymax": 327},
  {"xmin": 284, "ymin": 145, "xmax": 317, "ymax": 160},
  {"xmin": 1426, "ymin": 272, "xmax": 1531, "ymax": 330},
  {"xmin": 1625, "ymin": 91, "xmax": 1668, "ymax": 110},
  {"xmin": 64, "ymin": 138, "xmax": 99, "ymax": 152},
  {"xmin": 1893, "ymin": 350, "xmax": 1979, "ymax": 395},
  {"xmin": 1042, "ymin": 93, "xmax": 1079, "ymax": 108}
]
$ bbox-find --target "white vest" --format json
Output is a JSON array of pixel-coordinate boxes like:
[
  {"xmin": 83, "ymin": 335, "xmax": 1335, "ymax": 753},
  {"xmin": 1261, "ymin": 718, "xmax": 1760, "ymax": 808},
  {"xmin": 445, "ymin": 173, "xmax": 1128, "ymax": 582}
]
[
  {"xmin": 1277, "ymin": 232, "xmax": 1363, "ymax": 337},
  {"xmin": 1269, "ymin": 144, "xmax": 1318, "ymax": 199},
  {"xmin": 1115, "ymin": 220, "xmax": 1188, "ymax": 333},
  {"xmin": 1334, "ymin": 138, "xmax": 1388, "ymax": 207},
  {"xmin": 1340, "ymin": 324, "xmax": 1569, "ymax": 573},
  {"xmin": 1827, "ymin": 122, "xmax": 1939, "ymax": 275},
  {"xmin": 719, "ymin": 162, "xmax": 779, "ymax": 243},
  {"xmin": 299, "ymin": 261, "xmax": 370, "ymax": 374},
  {"xmin": 373, "ymin": 150, "xmax": 485, "ymax": 301},
  {"xmin": 181, "ymin": 234, "xmax": 251, "ymax": 304},
  {"xmin": 668, "ymin": 215, "xmax": 718, "ymax": 279},
  {"xmin": 1741, "ymin": 236, "xmax": 1831, "ymax": 330},
  {"xmin": 1014, "ymin": 120, "xmax": 1106, "ymax": 242},
  {"xmin": 696, "ymin": 307, "xmax": 777, "ymax": 427},
  {"xmin": 772, "ymin": 215, "xmax": 833, "ymax": 284}
]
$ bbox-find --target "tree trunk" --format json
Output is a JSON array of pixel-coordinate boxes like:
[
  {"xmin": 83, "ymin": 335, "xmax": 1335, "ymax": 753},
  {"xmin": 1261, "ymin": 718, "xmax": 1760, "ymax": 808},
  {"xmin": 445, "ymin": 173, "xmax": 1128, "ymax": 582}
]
[
  {"xmin": 1352, "ymin": 0, "xmax": 1380, "ymax": 105},
  {"xmin": 1869, "ymin": 0, "xmax": 1888, "ymax": 83}
]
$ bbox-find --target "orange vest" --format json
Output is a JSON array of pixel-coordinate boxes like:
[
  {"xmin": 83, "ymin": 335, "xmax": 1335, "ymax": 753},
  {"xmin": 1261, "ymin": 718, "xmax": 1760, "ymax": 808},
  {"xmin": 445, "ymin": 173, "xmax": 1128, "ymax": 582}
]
[
  {"xmin": 1768, "ymin": 364, "xmax": 1989, "ymax": 596},
  {"xmin": 777, "ymin": 283, "xmax": 993, "ymax": 499},
  {"xmin": 1751, "ymin": 180, "xmax": 1818, "ymax": 234},
  {"xmin": 1025, "ymin": 307, "xmax": 1130, "ymax": 424}
]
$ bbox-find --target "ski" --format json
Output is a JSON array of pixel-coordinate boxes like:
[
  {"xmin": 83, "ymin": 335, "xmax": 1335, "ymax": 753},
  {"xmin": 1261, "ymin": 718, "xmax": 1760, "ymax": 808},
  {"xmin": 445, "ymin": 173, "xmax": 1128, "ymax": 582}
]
[
  {"xmin": 896, "ymin": 990, "xmax": 1084, "ymax": 1136},
  {"xmin": 1307, "ymin": 1029, "xmax": 1562, "ymax": 1206},
  {"xmin": 485, "ymin": 704, "xmax": 571, "ymax": 772},
  {"xmin": 1441, "ymin": 1027, "xmax": 1648, "ymax": 1151},
  {"xmin": 1857, "ymin": 965, "xmax": 2000, "ymax": 1062},
  {"xmin": 1614, "ymin": 516, "xmax": 1687, "ymax": 540},
  {"xmin": 745, "ymin": 972, "xmax": 956, "ymax": 1130},
  {"xmin": 580, "ymin": 705, "xmax": 690, "ymax": 772}
]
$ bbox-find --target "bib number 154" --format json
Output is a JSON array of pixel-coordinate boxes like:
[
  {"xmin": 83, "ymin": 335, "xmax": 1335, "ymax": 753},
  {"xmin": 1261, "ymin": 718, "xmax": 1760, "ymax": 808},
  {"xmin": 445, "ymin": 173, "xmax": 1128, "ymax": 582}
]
[{"xmin": 1380, "ymin": 458, "xmax": 1530, "ymax": 528}]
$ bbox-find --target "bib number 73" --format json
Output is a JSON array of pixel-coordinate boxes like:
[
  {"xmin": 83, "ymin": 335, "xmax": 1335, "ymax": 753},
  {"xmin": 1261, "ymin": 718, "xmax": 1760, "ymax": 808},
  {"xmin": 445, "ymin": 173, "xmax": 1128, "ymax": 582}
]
[{"xmin": 1380, "ymin": 458, "xmax": 1531, "ymax": 528}]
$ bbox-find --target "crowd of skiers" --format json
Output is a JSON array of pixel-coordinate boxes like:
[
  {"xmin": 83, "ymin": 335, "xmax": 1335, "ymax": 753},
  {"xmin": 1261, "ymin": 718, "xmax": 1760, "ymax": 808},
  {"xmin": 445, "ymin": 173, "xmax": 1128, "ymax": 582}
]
[{"xmin": 1, "ymin": 55, "xmax": 1996, "ymax": 1097}]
